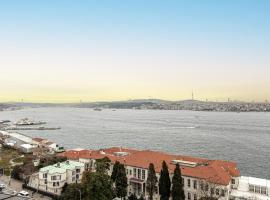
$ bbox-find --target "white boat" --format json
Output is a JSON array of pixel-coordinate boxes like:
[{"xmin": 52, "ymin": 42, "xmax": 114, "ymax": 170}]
[{"xmin": 14, "ymin": 118, "xmax": 46, "ymax": 126}]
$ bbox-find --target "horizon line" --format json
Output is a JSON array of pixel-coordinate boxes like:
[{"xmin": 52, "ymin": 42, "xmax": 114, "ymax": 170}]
[{"xmin": 1, "ymin": 98, "xmax": 269, "ymax": 104}]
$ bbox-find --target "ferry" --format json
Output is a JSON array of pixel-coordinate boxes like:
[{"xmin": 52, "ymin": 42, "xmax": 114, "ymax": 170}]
[{"xmin": 14, "ymin": 118, "xmax": 46, "ymax": 126}]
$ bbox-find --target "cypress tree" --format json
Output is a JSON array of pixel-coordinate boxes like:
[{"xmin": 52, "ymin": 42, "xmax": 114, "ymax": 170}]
[
  {"xmin": 172, "ymin": 164, "xmax": 185, "ymax": 200},
  {"xmin": 146, "ymin": 163, "xmax": 158, "ymax": 200},
  {"xmin": 115, "ymin": 163, "xmax": 128, "ymax": 199},
  {"xmin": 111, "ymin": 161, "xmax": 121, "ymax": 182},
  {"xmin": 159, "ymin": 161, "xmax": 171, "ymax": 200},
  {"xmin": 111, "ymin": 161, "xmax": 128, "ymax": 199}
]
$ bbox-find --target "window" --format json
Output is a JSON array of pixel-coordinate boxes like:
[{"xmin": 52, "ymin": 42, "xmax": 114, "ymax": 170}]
[
  {"xmin": 51, "ymin": 175, "xmax": 61, "ymax": 181},
  {"xmin": 194, "ymin": 194, "xmax": 197, "ymax": 200},
  {"xmin": 231, "ymin": 179, "xmax": 235, "ymax": 184},
  {"xmin": 205, "ymin": 184, "xmax": 209, "ymax": 191},
  {"xmin": 138, "ymin": 169, "xmax": 141, "ymax": 179},
  {"xmin": 216, "ymin": 189, "xmax": 220, "ymax": 196},
  {"xmin": 126, "ymin": 169, "xmax": 128, "ymax": 175},
  {"xmin": 76, "ymin": 169, "xmax": 80, "ymax": 173},
  {"xmin": 133, "ymin": 168, "xmax": 137, "ymax": 177},
  {"xmin": 72, "ymin": 177, "xmax": 75, "ymax": 182},
  {"xmin": 188, "ymin": 179, "xmax": 191, "ymax": 187},
  {"xmin": 249, "ymin": 185, "xmax": 255, "ymax": 192},
  {"xmin": 261, "ymin": 187, "xmax": 267, "ymax": 195},
  {"xmin": 142, "ymin": 170, "xmax": 145, "ymax": 180},
  {"xmin": 182, "ymin": 178, "xmax": 185, "ymax": 186},
  {"xmin": 200, "ymin": 182, "xmax": 204, "ymax": 190},
  {"xmin": 221, "ymin": 189, "xmax": 225, "ymax": 197},
  {"xmin": 53, "ymin": 182, "xmax": 60, "ymax": 187},
  {"xmin": 76, "ymin": 174, "xmax": 80, "ymax": 179},
  {"xmin": 72, "ymin": 171, "xmax": 75, "ymax": 175},
  {"xmin": 43, "ymin": 173, "xmax": 47, "ymax": 178},
  {"xmin": 188, "ymin": 192, "xmax": 191, "ymax": 200},
  {"xmin": 193, "ymin": 180, "xmax": 197, "ymax": 189},
  {"xmin": 44, "ymin": 180, "xmax": 47, "ymax": 184},
  {"xmin": 211, "ymin": 188, "xmax": 214, "ymax": 195},
  {"xmin": 255, "ymin": 186, "xmax": 260, "ymax": 193},
  {"xmin": 129, "ymin": 170, "xmax": 132, "ymax": 175}
]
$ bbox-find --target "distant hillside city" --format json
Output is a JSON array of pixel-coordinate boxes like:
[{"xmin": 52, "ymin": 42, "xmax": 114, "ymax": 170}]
[{"xmin": 1, "ymin": 99, "xmax": 270, "ymax": 112}]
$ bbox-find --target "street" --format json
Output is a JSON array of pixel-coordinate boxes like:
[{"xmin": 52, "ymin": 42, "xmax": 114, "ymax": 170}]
[{"xmin": 0, "ymin": 175, "xmax": 51, "ymax": 200}]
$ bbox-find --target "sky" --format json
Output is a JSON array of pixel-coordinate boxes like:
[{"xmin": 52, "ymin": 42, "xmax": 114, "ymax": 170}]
[{"xmin": 0, "ymin": 0, "xmax": 269, "ymax": 103}]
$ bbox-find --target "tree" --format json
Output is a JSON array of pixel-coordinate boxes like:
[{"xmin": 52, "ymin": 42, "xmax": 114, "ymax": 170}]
[
  {"xmin": 111, "ymin": 161, "xmax": 128, "ymax": 199},
  {"xmin": 111, "ymin": 161, "xmax": 121, "ymax": 181},
  {"xmin": 59, "ymin": 183, "xmax": 84, "ymax": 200},
  {"xmin": 128, "ymin": 193, "xmax": 138, "ymax": 200},
  {"xmin": 11, "ymin": 165, "xmax": 23, "ymax": 180},
  {"xmin": 172, "ymin": 164, "xmax": 185, "ymax": 200},
  {"xmin": 61, "ymin": 183, "xmax": 68, "ymax": 194},
  {"xmin": 138, "ymin": 195, "xmax": 145, "ymax": 200},
  {"xmin": 96, "ymin": 157, "xmax": 111, "ymax": 174},
  {"xmin": 159, "ymin": 161, "xmax": 171, "ymax": 200},
  {"xmin": 83, "ymin": 172, "xmax": 114, "ymax": 200},
  {"xmin": 146, "ymin": 163, "xmax": 158, "ymax": 200},
  {"xmin": 38, "ymin": 155, "xmax": 67, "ymax": 169},
  {"xmin": 198, "ymin": 176, "xmax": 221, "ymax": 200}
]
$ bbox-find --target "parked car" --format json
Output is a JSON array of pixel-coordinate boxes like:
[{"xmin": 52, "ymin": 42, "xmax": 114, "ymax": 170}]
[
  {"xmin": 17, "ymin": 190, "xmax": 29, "ymax": 197},
  {"xmin": 0, "ymin": 183, "xmax": 6, "ymax": 189}
]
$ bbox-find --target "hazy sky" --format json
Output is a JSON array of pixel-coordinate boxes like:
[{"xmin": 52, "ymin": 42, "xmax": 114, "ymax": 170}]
[{"xmin": 0, "ymin": 0, "xmax": 269, "ymax": 102}]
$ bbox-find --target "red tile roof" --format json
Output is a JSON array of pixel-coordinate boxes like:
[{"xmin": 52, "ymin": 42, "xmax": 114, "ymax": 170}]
[{"xmin": 59, "ymin": 147, "xmax": 240, "ymax": 185}]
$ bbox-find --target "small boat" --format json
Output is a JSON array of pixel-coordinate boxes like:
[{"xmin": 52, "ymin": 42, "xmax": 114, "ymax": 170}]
[
  {"xmin": 0, "ymin": 120, "xmax": 11, "ymax": 124},
  {"xmin": 93, "ymin": 108, "xmax": 102, "ymax": 111}
]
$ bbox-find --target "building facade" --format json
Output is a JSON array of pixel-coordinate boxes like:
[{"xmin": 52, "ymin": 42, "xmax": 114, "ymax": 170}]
[
  {"xmin": 60, "ymin": 147, "xmax": 240, "ymax": 200},
  {"xmin": 230, "ymin": 176, "xmax": 270, "ymax": 200},
  {"xmin": 28, "ymin": 160, "xmax": 85, "ymax": 195}
]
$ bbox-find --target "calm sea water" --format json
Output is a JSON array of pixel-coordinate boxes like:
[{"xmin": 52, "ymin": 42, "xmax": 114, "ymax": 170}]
[{"xmin": 0, "ymin": 107, "xmax": 269, "ymax": 179}]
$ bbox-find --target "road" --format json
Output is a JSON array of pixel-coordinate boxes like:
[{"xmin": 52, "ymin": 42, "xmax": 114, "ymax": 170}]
[{"xmin": 0, "ymin": 175, "xmax": 51, "ymax": 200}]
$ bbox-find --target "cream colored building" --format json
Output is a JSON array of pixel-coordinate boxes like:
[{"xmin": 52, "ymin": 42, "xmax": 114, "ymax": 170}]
[{"xmin": 28, "ymin": 160, "xmax": 85, "ymax": 195}]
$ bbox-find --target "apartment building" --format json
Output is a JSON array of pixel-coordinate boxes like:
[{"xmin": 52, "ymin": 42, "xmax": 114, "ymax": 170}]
[
  {"xmin": 28, "ymin": 160, "xmax": 85, "ymax": 195},
  {"xmin": 230, "ymin": 176, "xmax": 270, "ymax": 200},
  {"xmin": 60, "ymin": 147, "xmax": 240, "ymax": 200}
]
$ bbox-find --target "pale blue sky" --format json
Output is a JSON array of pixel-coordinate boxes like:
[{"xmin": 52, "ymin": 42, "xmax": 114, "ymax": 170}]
[{"xmin": 0, "ymin": 0, "xmax": 269, "ymax": 102}]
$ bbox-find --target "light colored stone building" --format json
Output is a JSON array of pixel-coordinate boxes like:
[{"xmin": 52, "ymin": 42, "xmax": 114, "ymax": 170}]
[
  {"xmin": 28, "ymin": 160, "xmax": 85, "ymax": 195},
  {"xmin": 230, "ymin": 176, "xmax": 270, "ymax": 200},
  {"xmin": 60, "ymin": 147, "xmax": 240, "ymax": 200}
]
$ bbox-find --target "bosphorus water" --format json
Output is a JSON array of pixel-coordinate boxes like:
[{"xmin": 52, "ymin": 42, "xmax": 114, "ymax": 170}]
[{"xmin": 0, "ymin": 107, "xmax": 269, "ymax": 179}]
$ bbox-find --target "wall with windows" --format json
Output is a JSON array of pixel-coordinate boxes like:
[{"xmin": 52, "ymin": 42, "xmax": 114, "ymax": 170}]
[
  {"xmin": 38, "ymin": 172, "xmax": 66, "ymax": 195},
  {"xmin": 181, "ymin": 176, "xmax": 230, "ymax": 200}
]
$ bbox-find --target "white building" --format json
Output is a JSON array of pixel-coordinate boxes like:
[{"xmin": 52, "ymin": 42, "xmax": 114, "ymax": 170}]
[
  {"xmin": 28, "ymin": 160, "xmax": 85, "ymax": 196},
  {"xmin": 0, "ymin": 131, "xmax": 38, "ymax": 148},
  {"xmin": 230, "ymin": 176, "xmax": 270, "ymax": 200},
  {"xmin": 60, "ymin": 147, "xmax": 241, "ymax": 200},
  {"xmin": 20, "ymin": 143, "xmax": 37, "ymax": 153}
]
